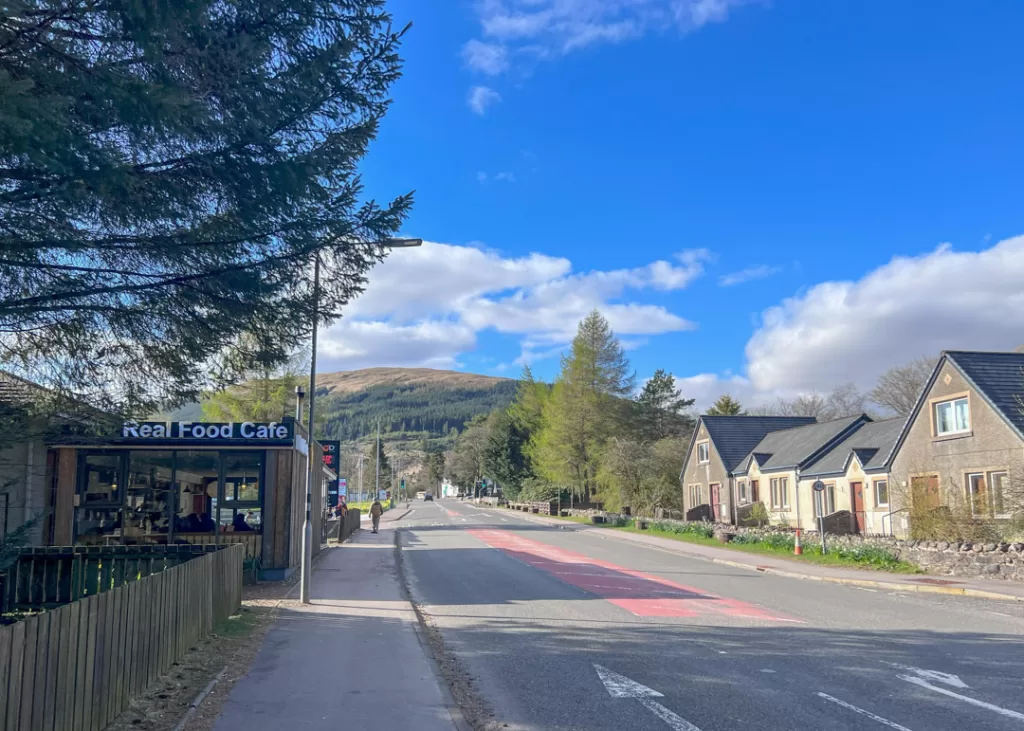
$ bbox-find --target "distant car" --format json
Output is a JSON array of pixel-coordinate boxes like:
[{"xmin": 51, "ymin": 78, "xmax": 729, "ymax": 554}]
[{"xmin": 424, "ymin": 493, "xmax": 433, "ymax": 501}]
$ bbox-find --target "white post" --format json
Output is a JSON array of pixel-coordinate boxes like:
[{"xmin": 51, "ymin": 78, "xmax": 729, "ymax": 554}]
[
  {"xmin": 299, "ymin": 252, "xmax": 321, "ymax": 605},
  {"xmin": 375, "ymin": 420, "xmax": 381, "ymax": 500}
]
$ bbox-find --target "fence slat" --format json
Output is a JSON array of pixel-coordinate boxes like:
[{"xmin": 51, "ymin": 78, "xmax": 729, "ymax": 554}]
[
  {"xmin": 7, "ymin": 620, "xmax": 25, "ymax": 731},
  {"xmin": 30, "ymin": 611, "xmax": 50, "ymax": 731},
  {"xmin": 0, "ymin": 625, "xmax": 13, "ymax": 728}
]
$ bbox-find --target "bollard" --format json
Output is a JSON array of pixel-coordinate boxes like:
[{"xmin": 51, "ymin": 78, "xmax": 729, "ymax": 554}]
[{"xmin": 794, "ymin": 528, "xmax": 803, "ymax": 556}]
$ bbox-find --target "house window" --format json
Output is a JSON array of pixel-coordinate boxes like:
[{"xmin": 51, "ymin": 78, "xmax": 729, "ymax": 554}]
[
  {"xmin": 813, "ymin": 484, "xmax": 836, "ymax": 517},
  {"xmin": 967, "ymin": 471, "xmax": 1010, "ymax": 518},
  {"xmin": 688, "ymin": 484, "xmax": 703, "ymax": 508},
  {"xmin": 738, "ymin": 480, "xmax": 748, "ymax": 504},
  {"xmin": 697, "ymin": 442, "xmax": 710, "ymax": 464},
  {"xmin": 874, "ymin": 480, "xmax": 889, "ymax": 508},
  {"xmin": 770, "ymin": 477, "xmax": 789, "ymax": 510},
  {"xmin": 934, "ymin": 397, "xmax": 970, "ymax": 436}
]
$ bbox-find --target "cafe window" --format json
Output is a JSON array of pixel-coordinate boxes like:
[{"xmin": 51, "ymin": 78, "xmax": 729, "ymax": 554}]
[
  {"xmin": 175, "ymin": 450, "xmax": 221, "ymax": 534},
  {"xmin": 220, "ymin": 451, "xmax": 263, "ymax": 533},
  {"xmin": 124, "ymin": 451, "xmax": 174, "ymax": 537},
  {"xmin": 80, "ymin": 452, "xmax": 123, "ymax": 506}
]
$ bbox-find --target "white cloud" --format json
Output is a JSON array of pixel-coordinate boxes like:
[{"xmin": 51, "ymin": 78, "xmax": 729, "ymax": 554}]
[
  {"xmin": 719, "ymin": 264, "xmax": 781, "ymax": 286},
  {"xmin": 462, "ymin": 39, "xmax": 510, "ymax": 75},
  {"xmin": 678, "ymin": 234, "xmax": 1024, "ymax": 411},
  {"xmin": 494, "ymin": 171, "xmax": 516, "ymax": 182},
  {"xmin": 319, "ymin": 242, "xmax": 708, "ymax": 372},
  {"xmin": 477, "ymin": 171, "xmax": 488, "ymax": 182},
  {"xmin": 465, "ymin": 0, "xmax": 752, "ymax": 75},
  {"xmin": 468, "ymin": 85, "xmax": 502, "ymax": 115},
  {"xmin": 674, "ymin": 373, "xmax": 761, "ymax": 412}
]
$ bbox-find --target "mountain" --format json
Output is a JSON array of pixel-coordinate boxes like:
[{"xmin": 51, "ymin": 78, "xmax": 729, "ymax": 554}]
[
  {"xmin": 161, "ymin": 367, "xmax": 518, "ymax": 445},
  {"xmin": 316, "ymin": 368, "xmax": 517, "ymax": 443}
]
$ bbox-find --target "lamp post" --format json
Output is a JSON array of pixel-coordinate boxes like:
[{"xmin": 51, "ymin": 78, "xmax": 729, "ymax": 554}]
[{"xmin": 299, "ymin": 237, "xmax": 422, "ymax": 604}]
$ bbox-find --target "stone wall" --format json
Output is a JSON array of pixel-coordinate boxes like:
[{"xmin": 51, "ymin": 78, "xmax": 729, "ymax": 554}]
[{"xmin": 565, "ymin": 510, "xmax": 1024, "ymax": 582}]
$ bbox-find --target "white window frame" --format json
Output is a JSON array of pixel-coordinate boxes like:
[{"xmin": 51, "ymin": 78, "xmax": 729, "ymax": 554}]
[
  {"xmin": 874, "ymin": 479, "xmax": 889, "ymax": 508},
  {"xmin": 966, "ymin": 472, "xmax": 986, "ymax": 517},
  {"xmin": 989, "ymin": 471, "xmax": 1010, "ymax": 519},
  {"xmin": 770, "ymin": 477, "xmax": 789, "ymax": 510},
  {"xmin": 688, "ymin": 484, "xmax": 703, "ymax": 509},
  {"xmin": 697, "ymin": 441, "xmax": 710, "ymax": 465},
  {"xmin": 738, "ymin": 480, "xmax": 748, "ymax": 504},
  {"xmin": 813, "ymin": 483, "xmax": 836, "ymax": 517},
  {"xmin": 934, "ymin": 397, "xmax": 970, "ymax": 437}
]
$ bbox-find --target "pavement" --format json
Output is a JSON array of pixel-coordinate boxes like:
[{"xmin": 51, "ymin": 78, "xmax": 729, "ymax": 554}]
[
  {"xmin": 211, "ymin": 521, "xmax": 462, "ymax": 731},
  {"xmin": 503, "ymin": 509, "xmax": 1024, "ymax": 602},
  {"xmin": 398, "ymin": 499, "xmax": 1024, "ymax": 731}
]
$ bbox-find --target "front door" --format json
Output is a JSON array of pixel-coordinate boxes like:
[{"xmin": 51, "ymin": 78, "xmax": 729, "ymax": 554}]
[
  {"xmin": 750, "ymin": 480, "xmax": 759, "ymax": 503},
  {"xmin": 851, "ymin": 481, "xmax": 865, "ymax": 533},
  {"xmin": 710, "ymin": 483, "xmax": 722, "ymax": 522}
]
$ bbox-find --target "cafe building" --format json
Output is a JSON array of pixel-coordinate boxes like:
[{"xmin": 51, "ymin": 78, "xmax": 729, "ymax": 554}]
[{"xmin": 49, "ymin": 419, "xmax": 334, "ymax": 579}]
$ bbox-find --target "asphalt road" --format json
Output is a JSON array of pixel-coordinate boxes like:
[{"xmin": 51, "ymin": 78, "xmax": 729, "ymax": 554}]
[{"xmin": 396, "ymin": 499, "xmax": 1024, "ymax": 731}]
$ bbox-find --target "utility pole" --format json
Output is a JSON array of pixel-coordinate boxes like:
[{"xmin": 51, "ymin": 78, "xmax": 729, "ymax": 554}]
[
  {"xmin": 375, "ymin": 419, "xmax": 381, "ymax": 501},
  {"xmin": 299, "ymin": 252, "xmax": 321, "ymax": 605}
]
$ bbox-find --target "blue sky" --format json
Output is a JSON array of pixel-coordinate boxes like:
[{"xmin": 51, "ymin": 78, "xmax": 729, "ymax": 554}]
[{"xmin": 321, "ymin": 0, "xmax": 1024, "ymax": 408}]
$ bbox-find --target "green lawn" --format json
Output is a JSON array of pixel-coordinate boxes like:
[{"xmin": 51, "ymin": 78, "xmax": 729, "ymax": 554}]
[{"xmin": 608, "ymin": 524, "xmax": 922, "ymax": 573}]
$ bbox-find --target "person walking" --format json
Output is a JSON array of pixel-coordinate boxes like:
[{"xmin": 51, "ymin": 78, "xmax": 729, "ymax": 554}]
[{"xmin": 370, "ymin": 498, "xmax": 384, "ymax": 534}]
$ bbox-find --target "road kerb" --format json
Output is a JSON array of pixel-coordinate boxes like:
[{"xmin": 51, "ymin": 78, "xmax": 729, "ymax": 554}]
[{"xmin": 487, "ymin": 507, "xmax": 1024, "ymax": 603}]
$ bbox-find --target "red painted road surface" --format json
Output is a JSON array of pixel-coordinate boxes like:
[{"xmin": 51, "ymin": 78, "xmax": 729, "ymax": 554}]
[{"xmin": 469, "ymin": 529, "xmax": 802, "ymax": 623}]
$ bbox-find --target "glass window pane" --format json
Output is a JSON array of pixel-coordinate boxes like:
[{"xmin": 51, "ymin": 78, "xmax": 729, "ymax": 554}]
[
  {"xmin": 990, "ymin": 472, "xmax": 1007, "ymax": 516},
  {"xmin": 75, "ymin": 506, "xmax": 122, "ymax": 544},
  {"xmin": 935, "ymin": 402, "xmax": 953, "ymax": 434},
  {"xmin": 967, "ymin": 473, "xmax": 986, "ymax": 517},
  {"xmin": 955, "ymin": 398, "xmax": 970, "ymax": 431},
  {"xmin": 223, "ymin": 452, "xmax": 262, "ymax": 503},
  {"xmin": 876, "ymin": 480, "xmax": 889, "ymax": 506},
  {"xmin": 81, "ymin": 453, "xmax": 122, "ymax": 505},
  {"xmin": 125, "ymin": 451, "xmax": 174, "ymax": 539},
  {"xmin": 174, "ymin": 450, "xmax": 220, "ymax": 533}
]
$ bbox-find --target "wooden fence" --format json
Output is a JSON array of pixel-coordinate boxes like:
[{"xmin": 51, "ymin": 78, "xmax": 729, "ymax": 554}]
[
  {"xmin": 1, "ymin": 544, "xmax": 225, "ymax": 615},
  {"xmin": 0, "ymin": 543, "xmax": 243, "ymax": 731}
]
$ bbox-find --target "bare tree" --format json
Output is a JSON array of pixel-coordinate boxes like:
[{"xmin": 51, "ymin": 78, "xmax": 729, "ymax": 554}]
[
  {"xmin": 870, "ymin": 356, "xmax": 938, "ymax": 416},
  {"xmin": 755, "ymin": 383, "xmax": 866, "ymax": 421}
]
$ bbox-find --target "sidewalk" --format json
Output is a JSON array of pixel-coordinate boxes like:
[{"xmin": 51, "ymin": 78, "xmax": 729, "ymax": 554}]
[
  {"xmin": 507, "ymin": 510, "xmax": 1024, "ymax": 603},
  {"xmin": 212, "ymin": 527, "xmax": 461, "ymax": 731}
]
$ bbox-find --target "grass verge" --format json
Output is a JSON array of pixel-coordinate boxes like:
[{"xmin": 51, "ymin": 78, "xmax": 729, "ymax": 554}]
[{"xmin": 609, "ymin": 524, "xmax": 922, "ymax": 573}]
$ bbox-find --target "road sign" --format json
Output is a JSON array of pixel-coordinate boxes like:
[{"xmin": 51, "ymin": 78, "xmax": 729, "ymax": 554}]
[{"xmin": 813, "ymin": 480, "xmax": 826, "ymax": 492}]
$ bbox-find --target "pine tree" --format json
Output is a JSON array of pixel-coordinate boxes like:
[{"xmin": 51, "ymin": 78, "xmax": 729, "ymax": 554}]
[
  {"xmin": 706, "ymin": 394, "xmax": 745, "ymax": 416},
  {"xmin": 0, "ymin": 0, "xmax": 413, "ymax": 415},
  {"xmin": 635, "ymin": 369, "xmax": 695, "ymax": 440},
  {"xmin": 535, "ymin": 311, "xmax": 634, "ymax": 501}
]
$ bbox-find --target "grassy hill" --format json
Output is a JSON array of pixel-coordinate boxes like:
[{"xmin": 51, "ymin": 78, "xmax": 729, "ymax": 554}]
[
  {"xmin": 162, "ymin": 367, "xmax": 517, "ymax": 445},
  {"xmin": 316, "ymin": 368, "xmax": 517, "ymax": 443}
]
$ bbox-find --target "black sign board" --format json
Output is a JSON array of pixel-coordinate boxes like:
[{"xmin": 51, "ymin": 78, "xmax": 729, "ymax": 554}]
[
  {"xmin": 121, "ymin": 421, "xmax": 294, "ymax": 442},
  {"xmin": 321, "ymin": 440, "xmax": 341, "ymax": 471}
]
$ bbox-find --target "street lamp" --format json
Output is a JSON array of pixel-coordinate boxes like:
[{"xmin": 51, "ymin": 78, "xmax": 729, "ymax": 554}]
[{"xmin": 300, "ymin": 237, "xmax": 423, "ymax": 604}]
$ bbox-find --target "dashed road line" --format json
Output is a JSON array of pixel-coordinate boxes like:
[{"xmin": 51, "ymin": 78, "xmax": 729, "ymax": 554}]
[{"xmin": 898, "ymin": 675, "xmax": 1024, "ymax": 721}]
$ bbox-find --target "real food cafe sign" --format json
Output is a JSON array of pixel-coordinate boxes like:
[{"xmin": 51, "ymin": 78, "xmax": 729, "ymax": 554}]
[{"xmin": 121, "ymin": 421, "xmax": 294, "ymax": 442}]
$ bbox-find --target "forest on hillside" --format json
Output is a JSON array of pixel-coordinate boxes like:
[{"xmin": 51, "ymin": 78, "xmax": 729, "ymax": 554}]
[{"xmin": 317, "ymin": 380, "xmax": 519, "ymax": 442}]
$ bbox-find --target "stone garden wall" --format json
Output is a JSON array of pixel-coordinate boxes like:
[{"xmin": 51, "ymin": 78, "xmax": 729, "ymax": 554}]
[{"xmin": 563, "ymin": 509, "xmax": 1024, "ymax": 582}]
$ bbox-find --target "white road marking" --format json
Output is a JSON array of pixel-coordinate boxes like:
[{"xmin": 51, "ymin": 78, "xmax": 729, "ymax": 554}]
[
  {"xmin": 817, "ymin": 693, "xmax": 915, "ymax": 730},
  {"xmin": 595, "ymin": 665, "xmax": 703, "ymax": 731},
  {"xmin": 595, "ymin": 665, "xmax": 662, "ymax": 698},
  {"xmin": 638, "ymin": 699, "xmax": 702, "ymax": 731},
  {"xmin": 898, "ymin": 675, "xmax": 1024, "ymax": 721},
  {"xmin": 883, "ymin": 663, "xmax": 967, "ymax": 688}
]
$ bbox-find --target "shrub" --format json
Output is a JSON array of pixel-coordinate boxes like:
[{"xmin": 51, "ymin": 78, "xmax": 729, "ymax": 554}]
[
  {"xmin": 747, "ymin": 502, "xmax": 770, "ymax": 527},
  {"xmin": 649, "ymin": 520, "xmax": 714, "ymax": 538}
]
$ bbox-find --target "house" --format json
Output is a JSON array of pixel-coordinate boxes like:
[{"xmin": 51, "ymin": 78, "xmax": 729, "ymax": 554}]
[
  {"xmin": 887, "ymin": 350, "xmax": 1024, "ymax": 536},
  {"xmin": 681, "ymin": 416, "xmax": 817, "ymax": 522},
  {"xmin": 682, "ymin": 412, "xmax": 907, "ymax": 534},
  {"xmin": 731, "ymin": 415, "xmax": 869, "ymax": 531},
  {"xmin": 799, "ymin": 417, "xmax": 906, "ymax": 535}
]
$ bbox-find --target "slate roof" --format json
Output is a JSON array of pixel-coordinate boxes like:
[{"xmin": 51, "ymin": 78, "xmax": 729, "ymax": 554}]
[
  {"xmin": 734, "ymin": 415, "xmax": 867, "ymax": 474},
  {"xmin": 945, "ymin": 351, "xmax": 1024, "ymax": 439},
  {"xmin": 803, "ymin": 417, "xmax": 907, "ymax": 477},
  {"xmin": 700, "ymin": 416, "xmax": 817, "ymax": 472}
]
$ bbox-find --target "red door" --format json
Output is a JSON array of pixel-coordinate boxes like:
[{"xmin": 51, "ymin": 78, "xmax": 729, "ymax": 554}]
[
  {"xmin": 851, "ymin": 481, "xmax": 865, "ymax": 533},
  {"xmin": 710, "ymin": 483, "xmax": 722, "ymax": 522}
]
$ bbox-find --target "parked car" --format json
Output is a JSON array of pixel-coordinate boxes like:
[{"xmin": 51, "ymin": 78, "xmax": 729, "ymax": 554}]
[{"xmin": 424, "ymin": 493, "xmax": 434, "ymax": 501}]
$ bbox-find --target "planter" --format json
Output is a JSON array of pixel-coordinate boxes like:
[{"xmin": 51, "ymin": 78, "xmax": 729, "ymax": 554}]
[
  {"xmin": 560, "ymin": 510, "xmax": 569, "ymax": 517},
  {"xmin": 591, "ymin": 515, "xmax": 606, "ymax": 524},
  {"xmin": 637, "ymin": 520, "xmax": 649, "ymax": 530}
]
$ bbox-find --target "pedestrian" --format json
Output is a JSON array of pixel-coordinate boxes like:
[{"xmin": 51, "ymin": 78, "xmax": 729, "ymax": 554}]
[{"xmin": 370, "ymin": 498, "xmax": 384, "ymax": 534}]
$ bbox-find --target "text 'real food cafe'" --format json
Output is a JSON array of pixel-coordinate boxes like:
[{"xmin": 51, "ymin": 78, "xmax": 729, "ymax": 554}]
[{"xmin": 49, "ymin": 418, "xmax": 337, "ymax": 579}]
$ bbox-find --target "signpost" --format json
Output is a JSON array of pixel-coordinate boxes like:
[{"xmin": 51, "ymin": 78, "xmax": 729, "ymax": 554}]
[{"xmin": 813, "ymin": 480, "xmax": 827, "ymax": 554}]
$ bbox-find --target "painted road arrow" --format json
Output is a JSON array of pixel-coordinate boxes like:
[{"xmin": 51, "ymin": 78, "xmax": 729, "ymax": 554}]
[{"xmin": 594, "ymin": 665, "xmax": 702, "ymax": 731}]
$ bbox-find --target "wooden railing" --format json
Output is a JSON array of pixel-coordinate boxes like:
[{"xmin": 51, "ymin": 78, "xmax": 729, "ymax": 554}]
[
  {"xmin": 1, "ymin": 544, "xmax": 223, "ymax": 615},
  {"xmin": 0, "ymin": 543, "xmax": 243, "ymax": 731}
]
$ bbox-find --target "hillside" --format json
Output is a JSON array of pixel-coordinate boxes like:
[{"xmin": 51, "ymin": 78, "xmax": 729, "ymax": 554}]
[
  {"xmin": 316, "ymin": 368, "xmax": 517, "ymax": 443},
  {"xmin": 161, "ymin": 367, "xmax": 518, "ymax": 445}
]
